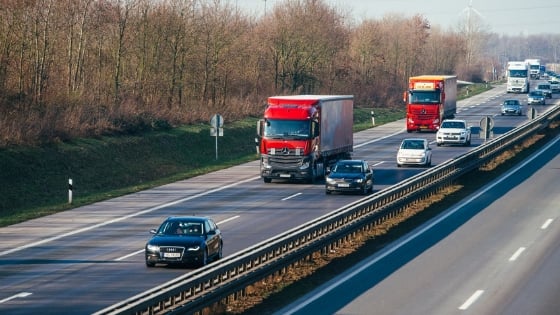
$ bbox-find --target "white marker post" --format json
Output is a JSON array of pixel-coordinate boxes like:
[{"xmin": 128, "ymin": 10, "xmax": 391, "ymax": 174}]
[{"xmin": 68, "ymin": 178, "xmax": 73, "ymax": 204}]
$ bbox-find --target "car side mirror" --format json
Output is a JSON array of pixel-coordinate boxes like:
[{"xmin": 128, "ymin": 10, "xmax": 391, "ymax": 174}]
[{"xmin": 150, "ymin": 229, "xmax": 157, "ymax": 234}]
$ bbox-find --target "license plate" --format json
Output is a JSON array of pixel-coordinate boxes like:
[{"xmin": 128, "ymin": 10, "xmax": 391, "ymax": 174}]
[
  {"xmin": 163, "ymin": 252, "xmax": 181, "ymax": 258},
  {"xmin": 338, "ymin": 183, "xmax": 350, "ymax": 187},
  {"xmin": 280, "ymin": 174, "xmax": 291, "ymax": 178},
  {"xmin": 444, "ymin": 136, "xmax": 457, "ymax": 140}
]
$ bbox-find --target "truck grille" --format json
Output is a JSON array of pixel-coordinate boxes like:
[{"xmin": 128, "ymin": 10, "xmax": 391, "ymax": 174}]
[{"xmin": 268, "ymin": 155, "xmax": 304, "ymax": 169}]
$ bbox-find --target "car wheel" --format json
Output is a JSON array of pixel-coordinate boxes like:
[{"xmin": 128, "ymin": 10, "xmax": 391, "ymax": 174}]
[
  {"xmin": 146, "ymin": 260, "xmax": 155, "ymax": 268},
  {"xmin": 325, "ymin": 189, "xmax": 331, "ymax": 195},
  {"xmin": 362, "ymin": 185, "xmax": 368, "ymax": 195},
  {"xmin": 199, "ymin": 249, "xmax": 208, "ymax": 267},
  {"xmin": 216, "ymin": 242, "xmax": 223, "ymax": 261},
  {"xmin": 263, "ymin": 177, "xmax": 272, "ymax": 183}
]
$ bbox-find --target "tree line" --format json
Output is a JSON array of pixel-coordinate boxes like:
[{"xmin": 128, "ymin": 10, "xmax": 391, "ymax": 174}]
[{"xmin": 0, "ymin": 0, "xmax": 558, "ymax": 146}]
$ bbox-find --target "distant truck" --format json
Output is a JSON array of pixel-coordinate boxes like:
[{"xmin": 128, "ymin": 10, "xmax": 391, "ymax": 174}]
[
  {"xmin": 256, "ymin": 95, "xmax": 353, "ymax": 183},
  {"xmin": 403, "ymin": 75, "xmax": 457, "ymax": 133},
  {"xmin": 525, "ymin": 59, "xmax": 541, "ymax": 79},
  {"xmin": 507, "ymin": 61, "xmax": 530, "ymax": 93}
]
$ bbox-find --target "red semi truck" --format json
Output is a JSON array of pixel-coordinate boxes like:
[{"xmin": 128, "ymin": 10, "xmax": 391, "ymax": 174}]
[
  {"xmin": 404, "ymin": 75, "xmax": 457, "ymax": 132},
  {"xmin": 257, "ymin": 95, "xmax": 354, "ymax": 183}
]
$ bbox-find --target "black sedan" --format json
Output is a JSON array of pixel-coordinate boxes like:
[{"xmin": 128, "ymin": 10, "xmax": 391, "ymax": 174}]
[
  {"xmin": 145, "ymin": 216, "xmax": 223, "ymax": 268},
  {"xmin": 325, "ymin": 159, "xmax": 374, "ymax": 195}
]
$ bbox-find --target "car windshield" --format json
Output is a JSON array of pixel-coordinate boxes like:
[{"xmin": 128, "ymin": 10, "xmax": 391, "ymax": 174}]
[
  {"xmin": 503, "ymin": 100, "xmax": 519, "ymax": 105},
  {"xmin": 161, "ymin": 221, "xmax": 203, "ymax": 236},
  {"xmin": 401, "ymin": 140, "xmax": 424, "ymax": 150},
  {"xmin": 530, "ymin": 91, "xmax": 543, "ymax": 96},
  {"xmin": 441, "ymin": 121, "xmax": 465, "ymax": 129},
  {"xmin": 332, "ymin": 162, "xmax": 362, "ymax": 173}
]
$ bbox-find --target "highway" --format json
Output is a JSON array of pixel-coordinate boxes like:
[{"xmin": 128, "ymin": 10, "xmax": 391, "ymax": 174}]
[
  {"xmin": 276, "ymin": 131, "xmax": 560, "ymax": 315},
  {"xmin": 0, "ymin": 84, "xmax": 557, "ymax": 314}
]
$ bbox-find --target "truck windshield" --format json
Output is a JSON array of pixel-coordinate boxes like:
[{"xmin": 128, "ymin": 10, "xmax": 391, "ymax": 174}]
[
  {"xmin": 409, "ymin": 91, "xmax": 440, "ymax": 104},
  {"xmin": 264, "ymin": 120, "xmax": 311, "ymax": 139},
  {"xmin": 508, "ymin": 70, "xmax": 527, "ymax": 78}
]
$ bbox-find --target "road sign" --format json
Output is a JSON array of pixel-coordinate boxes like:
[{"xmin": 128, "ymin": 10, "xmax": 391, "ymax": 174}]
[{"xmin": 211, "ymin": 114, "xmax": 223, "ymax": 128}]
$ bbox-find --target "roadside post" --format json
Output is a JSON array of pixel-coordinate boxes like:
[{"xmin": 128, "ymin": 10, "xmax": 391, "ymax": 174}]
[
  {"xmin": 479, "ymin": 116, "xmax": 494, "ymax": 142},
  {"xmin": 68, "ymin": 178, "xmax": 73, "ymax": 204},
  {"xmin": 371, "ymin": 110, "xmax": 376, "ymax": 126},
  {"xmin": 210, "ymin": 114, "xmax": 224, "ymax": 160}
]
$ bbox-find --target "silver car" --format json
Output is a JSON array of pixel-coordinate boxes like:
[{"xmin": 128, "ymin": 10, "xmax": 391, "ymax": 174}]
[{"xmin": 501, "ymin": 99, "xmax": 522, "ymax": 116}]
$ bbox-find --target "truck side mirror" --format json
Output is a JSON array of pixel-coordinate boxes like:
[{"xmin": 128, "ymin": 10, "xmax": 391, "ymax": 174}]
[{"xmin": 257, "ymin": 119, "xmax": 264, "ymax": 137}]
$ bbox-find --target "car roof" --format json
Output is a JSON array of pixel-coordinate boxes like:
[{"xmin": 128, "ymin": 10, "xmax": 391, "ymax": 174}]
[
  {"xmin": 401, "ymin": 138, "xmax": 426, "ymax": 142},
  {"xmin": 336, "ymin": 159, "xmax": 365, "ymax": 164},
  {"xmin": 165, "ymin": 216, "xmax": 209, "ymax": 222},
  {"xmin": 442, "ymin": 119, "xmax": 466, "ymax": 122}
]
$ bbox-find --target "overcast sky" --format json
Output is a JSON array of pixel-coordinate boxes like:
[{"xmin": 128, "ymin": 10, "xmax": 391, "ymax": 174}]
[{"xmin": 232, "ymin": 0, "xmax": 560, "ymax": 36}]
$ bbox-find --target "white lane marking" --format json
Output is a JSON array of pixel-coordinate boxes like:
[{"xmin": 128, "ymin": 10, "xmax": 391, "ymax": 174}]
[
  {"xmin": 509, "ymin": 247, "xmax": 526, "ymax": 262},
  {"xmin": 371, "ymin": 161, "xmax": 384, "ymax": 167},
  {"xmin": 0, "ymin": 177, "xmax": 260, "ymax": 258},
  {"xmin": 116, "ymin": 249, "xmax": 144, "ymax": 261},
  {"xmin": 282, "ymin": 193, "xmax": 302, "ymax": 201},
  {"xmin": 0, "ymin": 292, "xmax": 32, "ymax": 304},
  {"xmin": 459, "ymin": 290, "xmax": 484, "ymax": 310},
  {"xmin": 217, "ymin": 215, "xmax": 240, "ymax": 225},
  {"xmin": 279, "ymin": 135, "xmax": 560, "ymax": 315},
  {"xmin": 541, "ymin": 218, "xmax": 553, "ymax": 229},
  {"xmin": 115, "ymin": 216, "xmax": 241, "ymax": 261},
  {"xmin": 354, "ymin": 129, "xmax": 405, "ymax": 148}
]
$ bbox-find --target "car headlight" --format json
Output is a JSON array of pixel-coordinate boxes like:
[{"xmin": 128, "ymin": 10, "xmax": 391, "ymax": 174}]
[
  {"xmin": 187, "ymin": 245, "xmax": 201, "ymax": 251},
  {"xmin": 354, "ymin": 178, "xmax": 364, "ymax": 183},
  {"xmin": 146, "ymin": 244, "xmax": 160, "ymax": 252},
  {"xmin": 299, "ymin": 161, "xmax": 310, "ymax": 170},
  {"xmin": 326, "ymin": 177, "xmax": 336, "ymax": 184}
]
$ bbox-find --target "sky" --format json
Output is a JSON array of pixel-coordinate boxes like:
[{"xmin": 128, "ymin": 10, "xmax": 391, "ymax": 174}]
[{"xmin": 232, "ymin": 0, "xmax": 560, "ymax": 36}]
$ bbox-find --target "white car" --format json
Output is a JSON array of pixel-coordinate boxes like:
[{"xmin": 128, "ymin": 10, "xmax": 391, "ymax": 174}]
[
  {"xmin": 436, "ymin": 119, "xmax": 471, "ymax": 146},
  {"xmin": 397, "ymin": 138, "xmax": 432, "ymax": 167}
]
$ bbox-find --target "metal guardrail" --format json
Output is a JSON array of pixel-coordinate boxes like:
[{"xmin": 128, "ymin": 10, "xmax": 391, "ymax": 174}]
[{"xmin": 94, "ymin": 105, "xmax": 560, "ymax": 315}]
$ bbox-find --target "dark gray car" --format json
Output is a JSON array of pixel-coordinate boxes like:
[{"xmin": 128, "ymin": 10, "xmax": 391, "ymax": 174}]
[{"xmin": 325, "ymin": 160, "xmax": 374, "ymax": 195}]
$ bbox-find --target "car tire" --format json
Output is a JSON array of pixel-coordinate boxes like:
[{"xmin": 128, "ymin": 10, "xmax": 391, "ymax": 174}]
[
  {"xmin": 216, "ymin": 242, "xmax": 223, "ymax": 261},
  {"xmin": 199, "ymin": 249, "xmax": 208, "ymax": 267},
  {"xmin": 362, "ymin": 185, "xmax": 368, "ymax": 195},
  {"xmin": 325, "ymin": 190, "xmax": 331, "ymax": 194},
  {"xmin": 146, "ymin": 261, "xmax": 155, "ymax": 268},
  {"xmin": 263, "ymin": 177, "xmax": 272, "ymax": 183}
]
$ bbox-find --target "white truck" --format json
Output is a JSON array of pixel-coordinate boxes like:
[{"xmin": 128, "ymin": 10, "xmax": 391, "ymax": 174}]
[
  {"xmin": 507, "ymin": 61, "xmax": 530, "ymax": 93},
  {"xmin": 525, "ymin": 59, "xmax": 541, "ymax": 79}
]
